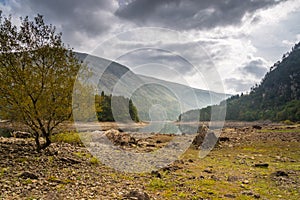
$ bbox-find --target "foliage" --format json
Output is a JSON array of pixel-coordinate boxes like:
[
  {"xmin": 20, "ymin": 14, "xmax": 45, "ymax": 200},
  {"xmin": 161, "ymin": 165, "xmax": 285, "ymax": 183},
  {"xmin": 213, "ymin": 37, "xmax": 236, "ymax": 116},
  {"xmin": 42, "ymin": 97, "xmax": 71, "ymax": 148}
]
[
  {"xmin": 180, "ymin": 42, "xmax": 300, "ymax": 122},
  {"xmin": 50, "ymin": 131, "xmax": 82, "ymax": 146},
  {"xmin": 95, "ymin": 91, "xmax": 140, "ymax": 122},
  {"xmin": 0, "ymin": 13, "xmax": 82, "ymax": 151},
  {"xmin": 281, "ymin": 119, "xmax": 294, "ymax": 125}
]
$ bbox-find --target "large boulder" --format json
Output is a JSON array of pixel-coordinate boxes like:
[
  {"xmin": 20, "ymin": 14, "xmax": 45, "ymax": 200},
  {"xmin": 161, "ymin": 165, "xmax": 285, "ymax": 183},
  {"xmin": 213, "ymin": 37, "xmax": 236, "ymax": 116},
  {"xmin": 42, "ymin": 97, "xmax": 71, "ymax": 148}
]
[
  {"xmin": 192, "ymin": 125, "xmax": 208, "ymax": 147},
  {"xmin": 192, "ymin": 125, "xmax": 218, "ymax": 149},
  {"xmin": 105, "ymin": 129, "xmax": 136, "ymax": 146}
]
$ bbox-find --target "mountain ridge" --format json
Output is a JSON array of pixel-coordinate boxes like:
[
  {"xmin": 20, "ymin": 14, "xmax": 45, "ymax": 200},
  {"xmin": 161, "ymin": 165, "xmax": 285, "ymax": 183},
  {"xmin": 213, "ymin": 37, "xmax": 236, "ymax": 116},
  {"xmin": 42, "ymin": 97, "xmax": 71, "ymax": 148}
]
[{"xmin": 75, "ymin": 52, "xmax": 229, "ymax": 121}]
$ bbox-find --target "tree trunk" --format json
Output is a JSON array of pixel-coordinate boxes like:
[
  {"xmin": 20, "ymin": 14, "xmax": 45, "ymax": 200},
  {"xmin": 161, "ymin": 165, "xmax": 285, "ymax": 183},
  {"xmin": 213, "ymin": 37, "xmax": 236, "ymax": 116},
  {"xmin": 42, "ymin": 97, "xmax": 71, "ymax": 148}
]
[
  {"xmin": 34, "ymin": 133, "xmax": 41, "ymax": 152},
  {"xmin": 34, "ymin": 131, "xmax": 51, "ymax": 151},
  {"xmin": 41, "ymin": 133, "xmax": 51, "ymax": 150}
]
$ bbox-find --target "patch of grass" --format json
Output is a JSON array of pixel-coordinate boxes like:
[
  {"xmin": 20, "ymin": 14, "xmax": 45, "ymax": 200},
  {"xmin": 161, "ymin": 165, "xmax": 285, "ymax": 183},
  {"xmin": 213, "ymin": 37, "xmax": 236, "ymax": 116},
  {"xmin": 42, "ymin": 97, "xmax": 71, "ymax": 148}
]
[
  {"xmin": 0, "ymin": 167, "xmax": 9, "ymax": 177},
  {"xmin": 56, "ymin": 184, "xmax": 66, "ymax": 192},
  {"xmin": 51, "ymin": 131, "xmax": 83, "ymax": 145},
  {"xmin": 47, "ymin": 156, "xmax": 54, "ymax": 163},
  {"xmin": 148, "ymin": 178, "xmax": 168, "ymax": 190},
  {"xmin": 169, "ymin": 139, "xmax": 300, "ymax": 200},
  {"xmin": 47, "ymin": 176, "xmax": 62, "ymax": 183},
  {"xmin": 26, "ymin": 197, "xmax": 38, "ymax": 200},
  {"xmin": 89, "ymin": 157, "xmax": 99, "ymax": 165},
  {"xmin": 178, "ymin": 192, "xmax": 187, "ymax": 198},
  {"xmin": 73, "ymin": 152, "xmax": 92, "ymax": 159},
  {"xmin": 16, "ymin": 157, "xmax": 29, "ymax": 163},
  {"xmin": 23, "ymin": 178, "xmax": 33, "ymax": 185}
]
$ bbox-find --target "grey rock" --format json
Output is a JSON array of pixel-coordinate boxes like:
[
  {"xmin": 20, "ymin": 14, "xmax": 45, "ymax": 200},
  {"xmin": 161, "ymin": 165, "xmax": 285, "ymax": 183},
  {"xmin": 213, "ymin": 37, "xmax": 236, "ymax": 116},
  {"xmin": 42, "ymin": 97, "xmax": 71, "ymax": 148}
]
[
  {"xmin": 273, "ymin": 170, "xmax": 288, "ymax": 177},
  {"xmin": 254, "ymin": 163, "xmax": 269, "ymax": 168},
  {"xmin": 123, "ymin": 190, "xmax": 150, "ymax": 200},
  {"xmin": 19, "ymin": 171, "xmax": 38, "ymax": 179},
  {"xmin": 12, "ymin": 131, "xmax": 32, "ymax": 138}
]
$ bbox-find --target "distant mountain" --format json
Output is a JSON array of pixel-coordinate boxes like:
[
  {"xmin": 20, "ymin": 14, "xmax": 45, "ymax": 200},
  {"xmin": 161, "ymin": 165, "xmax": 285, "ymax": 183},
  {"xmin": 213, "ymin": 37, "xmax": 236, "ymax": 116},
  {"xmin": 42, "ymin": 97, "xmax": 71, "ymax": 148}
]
[
  {"xmin": 180, "ymin": 42, "xmax": 300, "ymax": 122},
  {"xmin": 139, "ymin": 75, "xmax": 230, "ymax": 111},
  {"xmin": 75, "ymin": 52, "xmax": 229, "ymax": 121}
]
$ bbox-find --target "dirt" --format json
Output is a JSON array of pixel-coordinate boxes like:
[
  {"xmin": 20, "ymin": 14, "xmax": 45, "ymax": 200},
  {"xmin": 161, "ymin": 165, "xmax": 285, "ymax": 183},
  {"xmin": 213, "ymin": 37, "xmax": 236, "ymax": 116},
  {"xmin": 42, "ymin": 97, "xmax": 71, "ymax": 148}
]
[{"xmin": 0, "ymin": 122, "xmax": 299, "ymax": 199}]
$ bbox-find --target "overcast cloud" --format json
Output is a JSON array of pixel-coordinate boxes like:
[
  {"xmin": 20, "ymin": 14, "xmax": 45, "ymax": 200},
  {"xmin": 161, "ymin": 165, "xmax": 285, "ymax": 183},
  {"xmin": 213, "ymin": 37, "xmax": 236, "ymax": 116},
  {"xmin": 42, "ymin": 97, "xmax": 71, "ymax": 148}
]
[
  {"xmin": 115, "ymin": 0, "xmax": 282, "ymax": 30},
  {"xmin": 1, "ymin": 0, "xmax": 300, "ymax": 94}
]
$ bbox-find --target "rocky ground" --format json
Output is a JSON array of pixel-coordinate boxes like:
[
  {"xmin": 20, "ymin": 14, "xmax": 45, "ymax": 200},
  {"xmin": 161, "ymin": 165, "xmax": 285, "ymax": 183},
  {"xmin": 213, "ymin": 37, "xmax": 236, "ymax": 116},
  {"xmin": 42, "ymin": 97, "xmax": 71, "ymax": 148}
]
[{"xmin": 0, "ymin": 122, "xmax": 299, "ymax": 199}]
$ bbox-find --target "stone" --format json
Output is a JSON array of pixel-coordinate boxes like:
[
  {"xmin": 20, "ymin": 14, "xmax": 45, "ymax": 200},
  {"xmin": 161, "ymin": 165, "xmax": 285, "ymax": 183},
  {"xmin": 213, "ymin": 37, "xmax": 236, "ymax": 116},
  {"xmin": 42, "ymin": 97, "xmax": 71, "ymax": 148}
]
[
  {"xmin": 18, "ymin": 171, "xmax": 38, "ymax": 179},
  {"xmin": 192, "ymin": 125, "xmax": 208, "ymax": 147},
  {"xmin": 254, "ymin": 194, "xmax": 261, "ymax": 199},
  {"xmin": 219, "ymin": 137, "xmax": 230, "ymax": 142},
  {"xmin": 273, "ymin": 171, "xmax": 288, "ymax": 177},
  {"xmin": 242, "ymin": 191, "xmax": 254, "ymax": 196},
  {"xmin": 12, "ymin": 131, "xmax": 32, "ymax": 138},
  {"xmin": 203, "ymin": 168, "xmax": 213, "ymax": 174},
  {"xmin": 254, "ymin": 163, "xmax": 269, "ymax": 168},
  {"xmin": 211, "ymin": 175, "xmax": 220, "ymax": 181},
  {"xmin": 123, "ymin": 190, "xmax": 150, "ymax": 200},
  {"xmin": 151, "ymin": 171, "xmax": 162, "ymax": 178},
  {"xmin": 105, "ymin": 129, "xmax": 137, "ymax": 146},
  {"xmin": 252, "ymin": 125, "xmax": 262, "ymax": 130},
  {"xmin": 227, "ymin": 176, "xmax": 239, "ymax": 182},
  {"xmin": 224, "ymin": 194, "xmax": 236, "ymax": 198},
  {"xmin": 59, "ymin": 157, "xmax": 81, "ymax": 164}
]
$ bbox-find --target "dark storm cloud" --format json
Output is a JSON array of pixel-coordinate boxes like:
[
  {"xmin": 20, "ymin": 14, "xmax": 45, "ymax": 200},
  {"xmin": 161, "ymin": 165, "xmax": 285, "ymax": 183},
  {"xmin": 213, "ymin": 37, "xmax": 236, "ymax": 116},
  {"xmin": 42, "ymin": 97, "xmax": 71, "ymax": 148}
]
[
  {"xmin": 9, "ymin": 0, "xmax": 116, "ymax": 43},
  {"xmin": 116, "ymin": 48, "xmax": 196, "ymax": 75},
  {"xmin": 113, "ymin": 40, "xmax": 215, "ymax": 76},
  {"xmin": 115, "ymin": 0, "xmax": 283, "ymax": 30},
  {"xmin": 239, "ymin": 59, "xmax": 268, "ymax": 79}
]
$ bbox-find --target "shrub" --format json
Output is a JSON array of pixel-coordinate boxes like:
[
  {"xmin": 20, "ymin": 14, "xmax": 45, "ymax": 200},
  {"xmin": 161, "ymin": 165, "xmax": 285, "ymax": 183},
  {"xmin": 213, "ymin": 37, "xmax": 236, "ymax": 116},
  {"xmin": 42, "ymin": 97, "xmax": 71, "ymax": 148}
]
[
  {"xmin": 51, "ymin": 132, "xmax": 83, "ymax": 146},
  {"xmin": 282, "ymin": 119, "xmax": 294, "ymax": 125}
]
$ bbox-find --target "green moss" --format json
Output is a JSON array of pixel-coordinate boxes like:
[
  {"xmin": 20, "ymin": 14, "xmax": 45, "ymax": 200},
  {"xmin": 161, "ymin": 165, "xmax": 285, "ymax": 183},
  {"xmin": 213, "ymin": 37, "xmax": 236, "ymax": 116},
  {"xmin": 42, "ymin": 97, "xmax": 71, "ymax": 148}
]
[
  {"xmin": 23, "ymin": 178, "xmax": 33, "ymax": 185},
  {"xmin": 0, "ymin": 167, "xmax": 9, "ymax": 177},
  {"xmin": 148, "ymin": 178, "xmax": 168, "ymax": 190},
  {"xmin": 51, "ymin": 131, "xmax": 83, "ymax": 145},
  {"xmin": 26, "ymin": 197, "xmax": 38, "ymax": 200},
  {"xmin": 73, "ymin": 152, "xmax": 92, "ymax": 159},
  {"xmin": 89, "ymin": 157, "xmax": 99, "ymax": 165},
  {"xmin": 282, "ymin": 120, "xmax": 295, "ymax": 125}
]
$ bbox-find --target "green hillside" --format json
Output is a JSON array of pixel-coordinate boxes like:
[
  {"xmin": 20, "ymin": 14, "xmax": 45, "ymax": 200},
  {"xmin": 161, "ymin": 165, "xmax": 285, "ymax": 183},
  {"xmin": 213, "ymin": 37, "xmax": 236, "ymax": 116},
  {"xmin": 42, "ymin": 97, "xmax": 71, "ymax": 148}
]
[
  {"xmin": 180, "ymin": 42, "xmax": 300, "ymax": 122},
  {"xmin": 76, "ymin": 53, "xmax": 228, "ymax": 121}
]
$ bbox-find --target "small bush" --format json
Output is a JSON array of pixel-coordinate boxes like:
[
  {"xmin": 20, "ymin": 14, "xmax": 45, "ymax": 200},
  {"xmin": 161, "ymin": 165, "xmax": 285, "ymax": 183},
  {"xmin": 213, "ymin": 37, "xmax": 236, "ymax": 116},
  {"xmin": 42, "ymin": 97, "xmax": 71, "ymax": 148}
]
[
  {"xmin": 51, "ymin": 132, "xmax": 83, "ymax": 146},
  {"xmin": 0, "ymin": 127, "xmax": 12, "ymax": 138},
  {"xmin": 282, "ymin": 119, "xmax": 294, "ymax": 125}
]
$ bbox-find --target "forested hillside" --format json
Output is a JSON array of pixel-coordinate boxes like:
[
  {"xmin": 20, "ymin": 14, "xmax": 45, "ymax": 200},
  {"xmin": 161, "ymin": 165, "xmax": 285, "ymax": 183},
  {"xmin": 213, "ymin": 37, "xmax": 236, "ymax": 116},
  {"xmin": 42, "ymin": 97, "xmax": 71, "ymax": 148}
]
[
  {"xmin": 95, "ymin": 92, "xmax": 139, "ymax": 122},
  {"xmin": 180, "ymin": 42, "xmax": 300, "ymax": 122}
]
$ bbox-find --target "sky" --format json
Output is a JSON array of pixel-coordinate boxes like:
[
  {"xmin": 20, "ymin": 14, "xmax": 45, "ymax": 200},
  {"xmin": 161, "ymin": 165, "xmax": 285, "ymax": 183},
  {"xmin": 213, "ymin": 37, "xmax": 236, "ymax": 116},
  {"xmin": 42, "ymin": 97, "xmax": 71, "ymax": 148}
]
[{"xmin": 1, "ymin": 0, "xmax": 300, "ymax": 94}]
